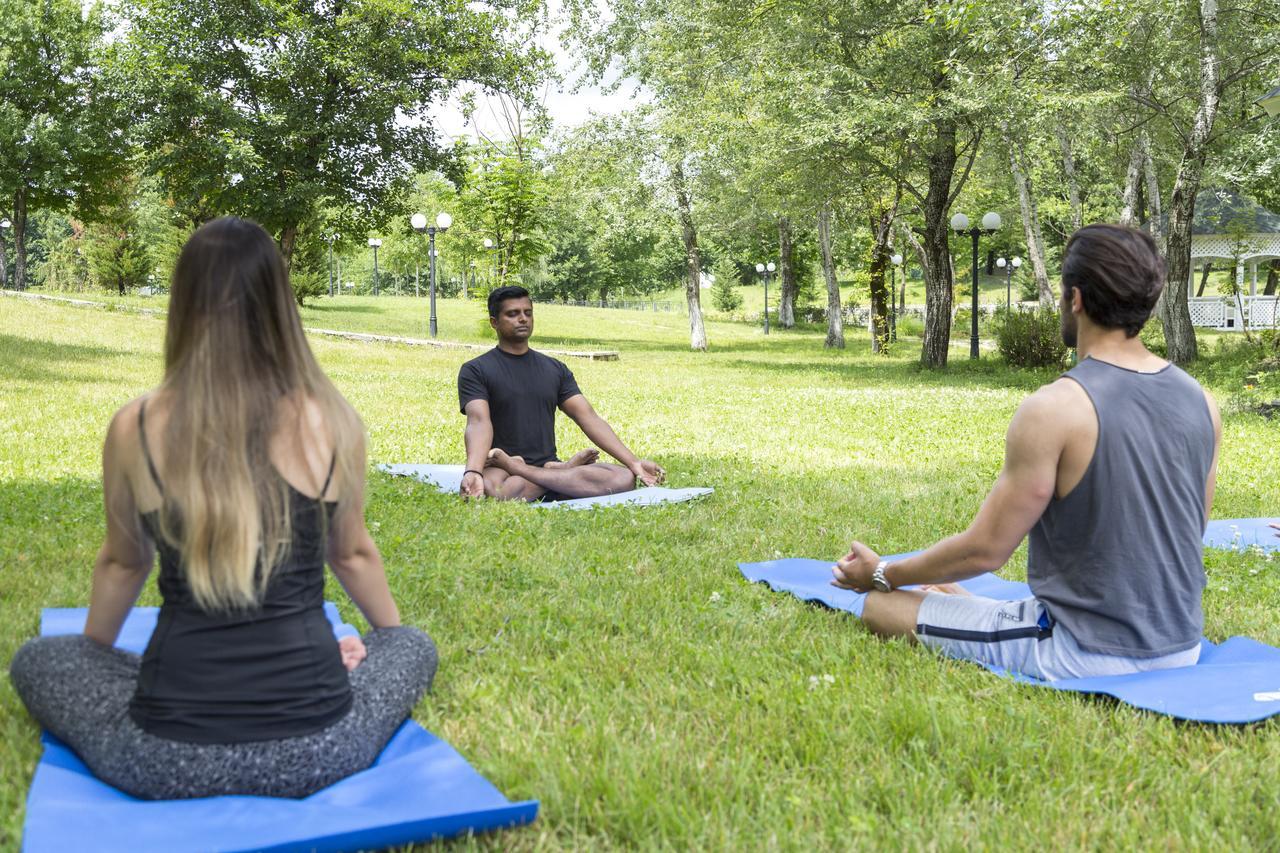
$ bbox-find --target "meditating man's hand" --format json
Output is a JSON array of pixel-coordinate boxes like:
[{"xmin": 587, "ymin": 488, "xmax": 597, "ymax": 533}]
[
  {"xmin": 339, "ymin": 635, "xmax": 368, "ymax": 671},
  {"xmin": 630, "ymin": 459, "xmax": 665, "ymax": 487},
  {"xmin": 460, "ymin": 471, "xmax": 485, "ymax": 499},
  {"xmin": 831, "ymin": 541, "xmax": 880, "ymax": 592}
]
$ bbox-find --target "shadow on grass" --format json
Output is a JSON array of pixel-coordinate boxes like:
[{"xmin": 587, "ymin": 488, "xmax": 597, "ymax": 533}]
[
  {"xmin": 300, "ymin": 303, "xmax": 385, "ymax": 315},
  {"xmin": 0, "ymin": 334, "xmax": 150, "ymax": 386},
  {"xmin": 722, "ymin": 354, "xmax": 1057, "ymax": 392}
]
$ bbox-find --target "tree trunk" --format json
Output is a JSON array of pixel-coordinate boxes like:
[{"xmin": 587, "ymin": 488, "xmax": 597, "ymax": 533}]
[
  {"xmin": 777, "ymin": 216, "xmax": 796, "ymax": 328},
  {"xmin": 818, "ymin": 201, "xmax": 843, "ymax": 349},
  {"xmin": 279, "ymin": 224, "xmax": 299, "ymax": 271},
  {"xmin": 1195, "ymin": 262, "xmax": 1212, "ymax": 297},
  {"xmin": 1265, "ymin": 260, "xmax": 1278, "ymax": 296},
  {"xmin": 1143, "ymin": 133, "xmax": 1169, "ymax": 323},
  {"xmin": 0, "ymin": 220, "xmax": 8, "ymax": 289},
  {"xmin": 1160, "ymin": 0, "xmax": 1220, "ymax": 365},
  {"xmin": 1056, "ymin": 122, "xmax": 1084, "ymax": 231},
  {"xmin": 1006, "ymin": 130, "xmax": 1053, "ymax": 303},
  {"xmin": 920, "ymin": 116, "xmax": 958, "ymax": 368},
  {"xmin": 672, "ymin": 162, "xmax": 707, "ymax": 351},
  {"xmin": 13, "ymin": 190, "xmax": 28, "ymax": 291},
  {"xmin": 1142, "ymin": 134, "xmax": 1162, "ymax": 243},
  {"xmin": 868, "ymin": 202, "xmax": 896, "ymax": 352},
  {"xmin": 1119, "ymin": 138, "xmax": 1145, "ymax": 228}
]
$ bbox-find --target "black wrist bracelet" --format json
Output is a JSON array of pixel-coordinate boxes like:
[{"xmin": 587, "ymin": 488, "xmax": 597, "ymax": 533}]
[{"xmin": 463, "ymin": 469, "xmax": 484, "ymax": 478}]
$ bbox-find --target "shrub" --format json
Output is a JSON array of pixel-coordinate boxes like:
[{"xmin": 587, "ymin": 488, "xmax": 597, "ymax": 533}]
[
  {"xmin": 1139, "ymin": 318, "xmax": 1167, "ymax": 358},
  {"xmin": 710, "ymin": 256, "xmax": 743, "ymax": 313},
  {"xmin": 897, "ymin": 315, "xmax": 924, "ymax": 338},
  {"xmin": 290, "ymin": 266, "xmax": 327, "ymax": 306},
  {"xmin": 994, "ymin": 305, "xmax": 1069, "ymax": 368}
]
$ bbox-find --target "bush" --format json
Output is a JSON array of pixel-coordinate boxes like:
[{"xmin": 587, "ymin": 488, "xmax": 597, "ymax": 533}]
[
  {"xmin": 897, "ymin": 315, "xmax": 924, "ymax": 338},
  {"xmin": 710, "ymin": 257, "xmax": 743, "ymax": 313},
  {"xmin": 1138, "ymin": 318, "xmax": 1167, "ymax": 357},
  {"xmin": 994, "ymin": 305, "xmax": 1069, "ymax": 368},
  {"xmin": 290, "ymin": 266, "xmax": 327, "ymax": 306}
]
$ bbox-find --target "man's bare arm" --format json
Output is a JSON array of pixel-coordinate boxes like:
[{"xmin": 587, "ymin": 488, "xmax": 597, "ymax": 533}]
[
  {"xmin": 559, "ymin": 394, "xmax": 664, "ymax": 485},
  {"xmin": 834, "ymin": 387, "xmax": 1068, "ymax": 591},
  {"xmin": 462, "ymin": 400, "xmax": 494, "ymax": 497}
]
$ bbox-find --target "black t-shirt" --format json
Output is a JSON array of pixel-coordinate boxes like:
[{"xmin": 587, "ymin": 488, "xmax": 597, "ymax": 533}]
[{"xmin": 458, "ymin": 347, "xmax": 582, "ymax": 466}]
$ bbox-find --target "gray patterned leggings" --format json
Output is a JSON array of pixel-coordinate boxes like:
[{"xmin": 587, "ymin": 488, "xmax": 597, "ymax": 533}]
[{"xmin": 9, "ymin": 626, "xmax": 437, "ymax": 800}]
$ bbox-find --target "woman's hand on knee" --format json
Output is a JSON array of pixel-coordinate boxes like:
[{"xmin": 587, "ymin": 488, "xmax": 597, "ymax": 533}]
[{"xmin": 339, "ymin": 636, "xmax": 367, "ymax": 671}]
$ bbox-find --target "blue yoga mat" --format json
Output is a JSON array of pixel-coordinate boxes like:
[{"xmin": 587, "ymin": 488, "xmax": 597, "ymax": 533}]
[
  {"xmin": 739, "ymin": 557, "xmax": 1280, "ymax": 724},
  {"xmin": 23, "ymin": 607, "xmax": 538, "ymax": 853},
  {"xmin": 1203, "ymin": 517, "xmax": 1280, "ymax": 553},
  {"xmin": 381, "ymin": 463, "xmax": 713, "ymax": 509}
]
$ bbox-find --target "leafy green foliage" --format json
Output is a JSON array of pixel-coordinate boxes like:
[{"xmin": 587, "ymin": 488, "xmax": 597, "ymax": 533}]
[
  {"xmin": 117, "ymin": 0, "xmax": 549, "ymax": 262},
  {"xmin": 540, "ymin": 114, "xmax": 684, "ymax": 302},
  {"xmin": 710, "ymin": 255, "xmax": 743, "ymax": 313},
  {"xmin": 994, "ymin": 306, "xmax": 1070, "ymax": 369},
  {"xmin": 0, "ymin": 0, "xmax": 131, "ymax": 286},
  {"xmin": 82, "ymin": 180, "xmax": 151, "ymax": 295}
]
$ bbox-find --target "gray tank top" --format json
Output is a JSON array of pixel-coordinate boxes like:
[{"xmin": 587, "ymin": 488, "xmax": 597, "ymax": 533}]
[{"xmin": 1027, "ymin": 357, "xmax": 1214, "ymax": 657}]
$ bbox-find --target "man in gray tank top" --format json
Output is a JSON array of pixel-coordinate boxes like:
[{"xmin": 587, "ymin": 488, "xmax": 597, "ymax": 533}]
[{"xmin": 830, "ymin": 225, "xmax": 1221, "ymax": 680}]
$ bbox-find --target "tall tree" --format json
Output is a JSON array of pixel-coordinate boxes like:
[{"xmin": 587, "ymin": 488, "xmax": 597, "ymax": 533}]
[
  {"xmin": 0, "ymin": 0, "xmax": 129, "ymax": 289},
  {"xmin": 1106, "ymin": 0, "xmax": 1279, "ymax": 363},
  {"xmin": 121, "ymin": 0, "xmax": 547, "ymax": 267}
]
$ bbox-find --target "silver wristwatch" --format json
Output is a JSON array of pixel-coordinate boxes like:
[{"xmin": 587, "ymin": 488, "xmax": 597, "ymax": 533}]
[{"xmin": 871, "ymin": 560, "xmax": 893, "ymax": 593}]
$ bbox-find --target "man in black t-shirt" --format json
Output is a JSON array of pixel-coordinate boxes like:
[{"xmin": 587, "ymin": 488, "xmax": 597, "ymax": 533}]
[{"xmin": 457, "ymin": 286, "xmax": 665, "ymax": 501}]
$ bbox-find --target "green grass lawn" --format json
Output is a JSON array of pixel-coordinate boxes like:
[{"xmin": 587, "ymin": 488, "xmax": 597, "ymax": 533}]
[{"xmin": 1, "ymin": 293, "xmax": 1279, "ymax": 849}]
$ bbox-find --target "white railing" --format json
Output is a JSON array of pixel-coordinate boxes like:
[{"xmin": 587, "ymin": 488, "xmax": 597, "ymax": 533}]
[{"xmin": 1188, "ymin": 296, "xmax": 1279, "ymax": 330}]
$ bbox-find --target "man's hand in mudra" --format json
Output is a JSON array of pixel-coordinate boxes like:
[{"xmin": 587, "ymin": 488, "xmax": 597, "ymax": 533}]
[{"xmin": 629, "ymin": 459, "xmax": 665, "ymax": 487}]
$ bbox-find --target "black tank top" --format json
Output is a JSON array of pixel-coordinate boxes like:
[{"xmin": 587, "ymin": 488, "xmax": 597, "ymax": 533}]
[{"xmin": 128, "ymin": 402, "xmax": 353, "ymax": 743}]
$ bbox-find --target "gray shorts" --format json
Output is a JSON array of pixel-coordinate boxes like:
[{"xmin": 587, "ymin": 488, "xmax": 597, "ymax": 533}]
[{"xmin": 915, "ymin": 593, "xmax": 1200, "ymax": 681}]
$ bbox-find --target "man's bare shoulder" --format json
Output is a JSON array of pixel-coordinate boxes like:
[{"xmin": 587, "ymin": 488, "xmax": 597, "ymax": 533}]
[{"xmin": 1009, "ymin": 376, "xmax": 1094, "ymax": 437}]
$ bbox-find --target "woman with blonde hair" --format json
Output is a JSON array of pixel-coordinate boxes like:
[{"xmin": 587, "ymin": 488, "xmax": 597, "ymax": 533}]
[{"xmin": 10, "ymin": 217, "xmax": 436, "ymax": 799}]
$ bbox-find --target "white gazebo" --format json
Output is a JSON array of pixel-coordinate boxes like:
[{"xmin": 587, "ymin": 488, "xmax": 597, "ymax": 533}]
[{"xmin": 1185, "ymin": 189, "xmax": 1280, "ymax": 330}]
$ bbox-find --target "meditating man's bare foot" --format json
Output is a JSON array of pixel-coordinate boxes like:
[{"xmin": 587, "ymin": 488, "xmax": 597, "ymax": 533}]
[
  {"xmin": 918, "ymin": 583, "xmax": 972, "ymax": 596},
  {"xmin": 545, "ymin": 448, "xmax": 600, "ymax": 469},
  {"xmin": 485, "ymin": 448, "xmax": 524, "ymax": 472}
]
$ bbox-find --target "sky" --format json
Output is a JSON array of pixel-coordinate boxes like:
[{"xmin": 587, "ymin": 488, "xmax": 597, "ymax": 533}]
[{"xmin": 429, "ymin": 1, "xmax": 648, "ymax": 144}]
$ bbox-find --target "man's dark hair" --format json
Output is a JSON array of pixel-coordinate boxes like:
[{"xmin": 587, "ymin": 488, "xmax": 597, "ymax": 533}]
[
  {"xmin": 488, "ymin": 285, "xmax": 531, "ymax": 318},
  {"xmin": 1061, "ymin": 224, "xmax": 1166, "ymax": 337}
]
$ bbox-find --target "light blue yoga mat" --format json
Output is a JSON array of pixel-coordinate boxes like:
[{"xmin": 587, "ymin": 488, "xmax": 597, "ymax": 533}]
[
  {"xmin": 381, "ymin": 463, "xmax": 713, "ymax": 509},
  {"xmin": 23, "ymin": 606, "xmax": 538, "ymax": 853},
  {"xmin": 1203, "ymin": 517, "xmax": 1280, "ymax": 553},
  {"xmin": 739, "ymin": 556, "xmax": 1280, "ymax": 724}
]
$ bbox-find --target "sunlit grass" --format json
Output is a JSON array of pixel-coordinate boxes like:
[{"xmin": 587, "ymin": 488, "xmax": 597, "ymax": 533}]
[{"xmin": 1, "ymin": 294, "xmax": 1278, "ymax": 849}]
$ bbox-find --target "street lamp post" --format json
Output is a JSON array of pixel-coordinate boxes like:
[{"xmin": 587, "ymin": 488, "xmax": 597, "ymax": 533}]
[
  {"xmin": 483, "ymin": 237, "xmax": 499, "ymax": 287},
  {"xmin": 0, "ymin": 218, "xmax": 9, "ymax": 289},
  {"xmin": 754, "ymin": 261, "xmax": 776, "ymax": 334},
  {"xmin": 950, "ymin": 211, "xmax": 1003, "ymax": 360},
  {"xmin": 468, "ymin": 260, "xmax": 476, "ymax": 300},
  {"xmin": 412, "ymin": 211, "xmax": 452, "ymax": 338},
  {"xmin": 367, "ymin": 238, "xmax": 382, "ymax": 296},
  {"xmin": 995, "ymin": 255, "xmax": 1023, "ymax": 311},
  {"xmin": 890, "ymin": 253, "xmax": 904, "ymax": 342},
  {"xmin": 325, "ymin": 233, "xmax": 339, "ymax": 297}
]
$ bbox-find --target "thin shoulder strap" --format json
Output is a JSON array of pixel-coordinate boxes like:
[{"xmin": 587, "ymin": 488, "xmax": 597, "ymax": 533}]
[
  {"xmin": 319, "ymin": 451, "xmax": 337, "ymax": 500},
  {"xmin": 137, "ymin": 400, "xmax": 164, "ymax": 495}
]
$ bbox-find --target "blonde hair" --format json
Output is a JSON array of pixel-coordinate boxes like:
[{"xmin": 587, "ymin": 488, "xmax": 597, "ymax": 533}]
[{"xmin": 154, "ymin": 217, "xmax": 362, "ymax": 611}]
